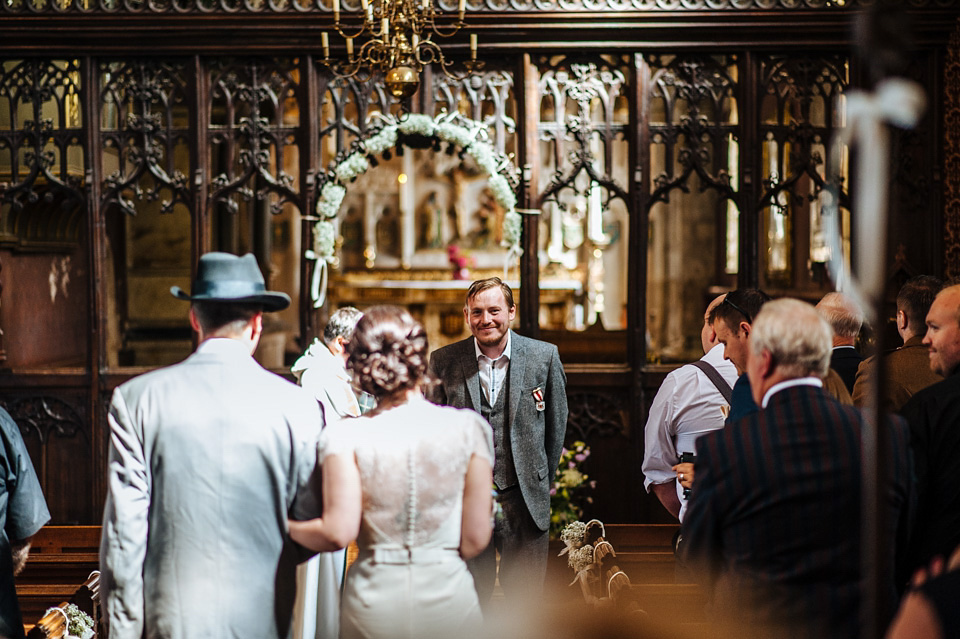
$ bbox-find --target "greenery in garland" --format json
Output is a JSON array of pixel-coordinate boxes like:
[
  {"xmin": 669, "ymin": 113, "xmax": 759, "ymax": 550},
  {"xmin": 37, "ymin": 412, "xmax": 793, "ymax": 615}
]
[{"xmin": 312, "ymin": 112, "xmax": 522, "ymax": 268}]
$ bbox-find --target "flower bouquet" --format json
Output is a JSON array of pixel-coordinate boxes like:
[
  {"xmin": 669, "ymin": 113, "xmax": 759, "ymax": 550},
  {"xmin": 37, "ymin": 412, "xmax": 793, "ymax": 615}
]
[
  {"xmin": 549, "ymin": 441, "xmax": 595, "ymax": 539},
  {"xmin": 557, "ymin": 519, "xmax": 631, "ymax": 606},
  {"xmin": 447, "ymin": 244, "xmax": 474, "ymax": 280}
]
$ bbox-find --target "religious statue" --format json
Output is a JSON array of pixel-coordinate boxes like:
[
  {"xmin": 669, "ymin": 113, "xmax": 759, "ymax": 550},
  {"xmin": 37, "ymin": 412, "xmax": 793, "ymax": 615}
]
[
  {"xmin": 419, "ymin": 192, "xmax": 444, "ymax": 249},
  {"xmin": 471, "ymin": 186, "xmax": 504, "ymax": 248}
]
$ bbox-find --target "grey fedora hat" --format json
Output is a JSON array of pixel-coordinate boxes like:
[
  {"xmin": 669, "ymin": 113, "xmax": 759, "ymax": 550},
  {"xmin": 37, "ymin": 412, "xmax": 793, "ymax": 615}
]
[{"xmin": 171, "ymin": 252, "xmax": 291, "ymax": 312}]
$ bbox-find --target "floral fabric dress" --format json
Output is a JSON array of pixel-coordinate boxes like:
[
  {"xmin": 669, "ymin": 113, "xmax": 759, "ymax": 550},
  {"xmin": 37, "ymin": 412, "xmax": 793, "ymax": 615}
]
[{"xmin": 319, "ymin": 397, "xmax": 494, "ymax": 639}]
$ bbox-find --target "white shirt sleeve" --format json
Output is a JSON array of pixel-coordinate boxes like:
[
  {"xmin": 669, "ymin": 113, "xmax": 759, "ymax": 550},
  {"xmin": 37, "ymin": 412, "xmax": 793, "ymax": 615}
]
[{"xmin": 642, "ymin": 370, "xmax": 681, "ymax": 491}]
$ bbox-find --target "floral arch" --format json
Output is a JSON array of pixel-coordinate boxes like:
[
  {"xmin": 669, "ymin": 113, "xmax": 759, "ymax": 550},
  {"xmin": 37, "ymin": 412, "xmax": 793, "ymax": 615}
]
[{"xmin": 308, "ymin": 111, "xmax": 523, "ymax": 307}]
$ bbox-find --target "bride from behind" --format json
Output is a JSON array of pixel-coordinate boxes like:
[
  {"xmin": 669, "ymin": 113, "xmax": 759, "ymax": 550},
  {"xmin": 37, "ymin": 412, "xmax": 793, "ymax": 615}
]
[{"xmin": 289, "ymin": 305, "xmax": 494, "ymax": 638}]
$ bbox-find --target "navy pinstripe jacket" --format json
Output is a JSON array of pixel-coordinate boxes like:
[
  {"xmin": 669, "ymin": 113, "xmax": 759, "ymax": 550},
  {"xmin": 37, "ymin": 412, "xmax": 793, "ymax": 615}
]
[{"xmin": 682, "ymin": 384, "xmax": 912, "ymax": 639}]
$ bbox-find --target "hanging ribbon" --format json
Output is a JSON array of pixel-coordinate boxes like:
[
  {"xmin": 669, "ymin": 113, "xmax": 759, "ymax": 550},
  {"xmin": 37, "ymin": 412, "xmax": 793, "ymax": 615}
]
[
  {"xmin": 311, "ymin": 256, "xmax": 328, "ymax": 309},
  {"xmin": 822, "ymin": 77, "xmax": 926, "ymax": 307}
]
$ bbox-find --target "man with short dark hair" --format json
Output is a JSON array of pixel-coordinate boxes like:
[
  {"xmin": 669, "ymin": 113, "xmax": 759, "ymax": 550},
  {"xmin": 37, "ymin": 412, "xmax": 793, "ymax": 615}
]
[
  {"xmin": 901, "ymin": 283, "xmax": 960, "ymax": 581},
  {"xmin": 100, "ymin": 252, "xmax": 324, "ymax": 639},
  {"xmin": 708, "ymin": 288, "xmax": 771, "ymax": 423},
  {"xmin": 643, "ymin": 294, "xmax": 737, "ymax": 521},
  {"xmin": 853, "ymin": 275, "xmax": 944, "ymax": 413},
  {"xmin": 428, "ymin": 277, "xmax": 568, "ymax": 605},
  {"xmin": 683, "ymin": 299, "xmax": 911, "ymax": 638}
]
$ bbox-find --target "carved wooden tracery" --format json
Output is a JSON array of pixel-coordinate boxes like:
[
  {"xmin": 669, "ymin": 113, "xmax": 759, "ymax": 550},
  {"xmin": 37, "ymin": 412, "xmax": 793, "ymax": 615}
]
[
  {"xmin": 1, "ymin": 0, "xmax": 953, "ymax": 13},
  {"xmin": 756, "ymin": 54, "xmax": 849, "ymax": 287},
  {"xmin": 432, "ymin": 70, "xmax": 515, "ymax": 154},
  {"xmin": 537, "ymin": 56, "xmax": 630, "ymax": 207},
  {"xmin": 100, "ymin": 59, "xmax": 193, "ymax": 217},
  {"xmin": 646, "ymin": 54, "xmax": 737, "ymax": 208},
  {"xmin": 565, "ymin": 391, "xmax": 627, "ymax": 441},
  {"xmin": 1, "ymin": 395, "xmax": 86, "ymax": 444},
  {"xmin": 0, "ymin": 59, "xmax": 85, "ymax": 249},
  {"xmin": 945, "ymin": 23, "xmax": 960, "ymax": 278},
  {"xmin": 208, "ymin": 59, "xmax": 300, "ymax": 217}
]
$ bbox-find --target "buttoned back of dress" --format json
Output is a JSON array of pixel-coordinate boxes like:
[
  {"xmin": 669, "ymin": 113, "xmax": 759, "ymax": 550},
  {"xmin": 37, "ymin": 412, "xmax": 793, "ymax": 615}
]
[{"xmin": 320, "ymin": 398, "xmax": 493, "ymax": 552}]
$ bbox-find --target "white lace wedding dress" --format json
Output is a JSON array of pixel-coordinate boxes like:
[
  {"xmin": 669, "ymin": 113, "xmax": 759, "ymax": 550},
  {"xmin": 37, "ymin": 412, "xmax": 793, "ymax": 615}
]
[{"xmin": 319, "ymin": 397, "xmax": 494, "ymax": 639}]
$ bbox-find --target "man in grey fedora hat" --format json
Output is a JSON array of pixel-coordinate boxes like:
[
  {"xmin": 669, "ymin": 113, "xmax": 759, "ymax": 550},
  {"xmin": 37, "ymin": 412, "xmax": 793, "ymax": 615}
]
[{"xmin": 100, "ymin": 252, "xmax": 325, "ymax": 639}]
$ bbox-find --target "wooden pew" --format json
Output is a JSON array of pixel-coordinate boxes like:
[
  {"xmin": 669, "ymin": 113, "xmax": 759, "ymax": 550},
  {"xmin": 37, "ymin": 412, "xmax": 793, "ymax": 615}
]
[
  {"xmin": 17, "ymin": 526, "xmax": 101, "ymax": 624},
  {"xmin": 547, "ymin": 523, "xmax": 708, "ymax": 630},
  {"xmin": 26, "ymin": 571, "xmax": 100, "ymax": 639}
]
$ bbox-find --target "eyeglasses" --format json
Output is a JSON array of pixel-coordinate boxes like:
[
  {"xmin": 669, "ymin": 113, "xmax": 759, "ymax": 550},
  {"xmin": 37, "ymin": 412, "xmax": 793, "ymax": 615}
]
[{"xmin": 722, "ymin": 297, "xmax": 752, "ymax": 325}]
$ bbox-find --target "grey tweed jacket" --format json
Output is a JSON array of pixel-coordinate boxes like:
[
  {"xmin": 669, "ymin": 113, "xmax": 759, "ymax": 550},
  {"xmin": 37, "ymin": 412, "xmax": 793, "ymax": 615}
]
[{"xmin": 427, "ymin": 330, "xmax": 568, "ymax": 531}]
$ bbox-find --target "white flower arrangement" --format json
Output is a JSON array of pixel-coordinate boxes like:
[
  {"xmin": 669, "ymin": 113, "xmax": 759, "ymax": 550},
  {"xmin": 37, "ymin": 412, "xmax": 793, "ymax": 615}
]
[
  {"xmin": 397, "ymin": 113, "xmax": 436, "ymax": 136},
  {"xmin": 487, "ymin": 173, "xmax": 516, "ymax": 211},
  {"xmin": 316, "ymin": 182, "xmax": 346, "ymax": 219},
  {"xmin": 309, "ymin": 112, "xmax": 523, "ymax": 307},
  {"xmin": 436, "ymin": 121, "xmax": 477, "ymax": 148},
  {"xmin": 502, "ymin": 210, "xmax": 522, "ymax": 251},
  {"xmin": 335, "ymin": 152, "xmax": 370, "ymax": 182},
  {"xmin": 568, "ymin": 544, "xmax": 594, "ymax": 574},
  {"xmin": 43, "ymin": 603, "xmax": 94, "ymax": 639},
  {"xmin": 560, "ymin": 520, "xmax": 587, "ymax": 548},
  {"xmin": 363, "ymin": 127, "xmax": 398, "ymax": 155},
  {"xmin": 314, "ymin": 220, "xmax": 336, "ymax": 262},
  {"xmin": 466, "ymin": 142, "xmax": 499, "ymax": 175}
]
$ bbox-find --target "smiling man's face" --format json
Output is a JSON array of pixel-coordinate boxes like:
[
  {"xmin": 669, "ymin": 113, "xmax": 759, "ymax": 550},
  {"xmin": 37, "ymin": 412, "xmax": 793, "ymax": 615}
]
[
  {"xmin": 465, "ymin": 286, "xmax": 516, "ymax": 355},
  {"xmin": 923, "ymin": 287, "xmax": 960, "ymax": 377}
]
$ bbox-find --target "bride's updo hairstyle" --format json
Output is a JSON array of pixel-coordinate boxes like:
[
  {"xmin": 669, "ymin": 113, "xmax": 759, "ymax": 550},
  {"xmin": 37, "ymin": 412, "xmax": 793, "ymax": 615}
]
[{"xmin": 346, "ymin": 305, "xmax": 429, "ymax": 400}]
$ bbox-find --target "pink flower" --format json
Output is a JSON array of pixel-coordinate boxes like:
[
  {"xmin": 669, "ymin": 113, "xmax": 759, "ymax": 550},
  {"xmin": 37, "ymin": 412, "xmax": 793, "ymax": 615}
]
[
  {"xmin": 549, "ymin": 488, "xmax": 557, "ymax": 496},
  {"xmin": 574, "ymin": 453, "xmax": 586, "ymax": 462},
  {"xmin": 568, "ymin": 461, "xmax": 576, "ymax": 469}
]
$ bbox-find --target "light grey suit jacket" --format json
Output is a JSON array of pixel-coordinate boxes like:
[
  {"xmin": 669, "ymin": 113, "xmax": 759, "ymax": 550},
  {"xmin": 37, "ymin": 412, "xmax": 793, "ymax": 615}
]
[
  {"xmin": 100, "ymin": 338, "xmax": 324, "ymax": 639},
  {"xmin": 428, "ymin": 331, "xmax": 568, "ymax": 531}
]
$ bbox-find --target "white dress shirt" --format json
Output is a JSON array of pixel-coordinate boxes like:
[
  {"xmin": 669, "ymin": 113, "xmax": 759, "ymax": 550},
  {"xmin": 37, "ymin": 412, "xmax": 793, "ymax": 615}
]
[
  {"xmin": 642, "ymin": 343, "xmax": 738, "ymax": 521},
  {"xmin": 474, "ymin": 331, "xmax": 511, "ymax": 405},
  {"xmin": 760, "ymin": 377, "xmax": 823, "ymax": 407}
]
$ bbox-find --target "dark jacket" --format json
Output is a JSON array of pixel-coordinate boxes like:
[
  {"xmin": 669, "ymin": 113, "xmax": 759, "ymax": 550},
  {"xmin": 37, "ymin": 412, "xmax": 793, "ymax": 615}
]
[
  {"xmin": 683, "ymin": 384, "xmax": 912, "ymax": 638},
  {"xmin": 900, "ymin": 369, "xmax": 960, "ymax": 581}
]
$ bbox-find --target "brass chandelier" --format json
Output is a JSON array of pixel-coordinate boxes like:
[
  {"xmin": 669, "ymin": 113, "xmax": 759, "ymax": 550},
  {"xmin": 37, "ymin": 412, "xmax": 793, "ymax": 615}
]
[{"xmin": 320, "ymin": 0, "xmax": 482, "ymax": 99}]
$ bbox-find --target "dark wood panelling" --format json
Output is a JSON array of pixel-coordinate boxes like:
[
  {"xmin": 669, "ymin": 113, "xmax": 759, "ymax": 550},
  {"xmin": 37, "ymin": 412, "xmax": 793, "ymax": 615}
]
[
  {"xmin": 0, "ymin": 387, "xmax": 93, "ymax": 525},
  {"xmin": 945, "ymin": 22, "xmax": 960, "ymax": 278},
  {"xmin": 0, "ymin": 248, "xmax": 91, "ymax": 369}
]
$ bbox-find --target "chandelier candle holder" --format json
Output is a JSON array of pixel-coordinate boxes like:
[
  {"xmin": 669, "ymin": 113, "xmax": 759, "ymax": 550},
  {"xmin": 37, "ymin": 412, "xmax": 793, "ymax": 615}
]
[{"xmin": 320, "ymin": 0, "xmax": 482, "ymax": 98}]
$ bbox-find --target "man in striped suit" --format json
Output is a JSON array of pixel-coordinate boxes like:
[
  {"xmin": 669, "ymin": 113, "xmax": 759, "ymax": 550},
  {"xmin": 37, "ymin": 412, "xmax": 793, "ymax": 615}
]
[{"xmin": 682, "ymin": 298, "xmax": 912, "ymax": 638}]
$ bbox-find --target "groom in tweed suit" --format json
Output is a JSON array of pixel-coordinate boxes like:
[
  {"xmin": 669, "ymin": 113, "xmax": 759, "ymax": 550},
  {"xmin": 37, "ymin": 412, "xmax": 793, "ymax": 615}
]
[{"xmin": 429, "ymin": 277, "xmax": 568, "ymax": 604}]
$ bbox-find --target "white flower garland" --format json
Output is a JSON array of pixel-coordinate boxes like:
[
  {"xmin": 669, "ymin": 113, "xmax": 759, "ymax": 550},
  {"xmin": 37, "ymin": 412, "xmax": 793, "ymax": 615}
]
[
  {"xmin": 334, "ymin": 152, "xmax": 370, "ymax": 182},
  {"xmin": 312, "ymin": 112, "xmax": 522, "ymax": 279},
  {"xmin": 314, "ymin": 220, "xmax": 336, "ymax": 258},
  {"xmin": 363, "ymin": 127, "xmax": 398, "ymax": 155},
  {"xmin": 316, "ymin": 182, "xmax": 346, "ymax": 220},
  {"xmin": 397, "ymin": 113, "xmax": 436, "ymax": 136}
]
